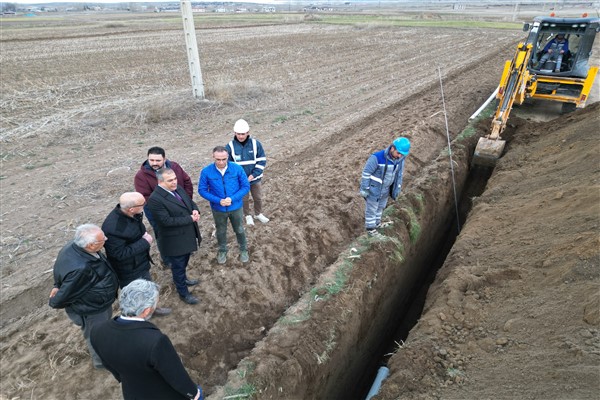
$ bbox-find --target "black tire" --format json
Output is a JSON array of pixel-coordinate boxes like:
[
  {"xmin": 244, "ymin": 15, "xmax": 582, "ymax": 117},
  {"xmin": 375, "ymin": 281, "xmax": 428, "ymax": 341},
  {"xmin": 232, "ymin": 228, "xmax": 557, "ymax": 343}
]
[{"xmin": 561, "ymin": 102, "xmax": 577, "ymax": 114}]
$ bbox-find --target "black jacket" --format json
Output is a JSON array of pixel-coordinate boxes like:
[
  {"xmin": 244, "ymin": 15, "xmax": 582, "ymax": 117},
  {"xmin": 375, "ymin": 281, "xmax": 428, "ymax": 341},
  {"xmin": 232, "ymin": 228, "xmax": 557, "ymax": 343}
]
[
  {"xmin": 90, "ymin": 317, "xmax": 199, "ymax": 400},
  {"xmin": 147, "ymin": 185, "xmax": 201, "ymax": 257},
  {"xmin": 102, "ymin": 205, "xmax": 151, "ymax": 286},
  {"xmin": 49, "ymin": 242, "xmax": 118, "ymax": 316}
]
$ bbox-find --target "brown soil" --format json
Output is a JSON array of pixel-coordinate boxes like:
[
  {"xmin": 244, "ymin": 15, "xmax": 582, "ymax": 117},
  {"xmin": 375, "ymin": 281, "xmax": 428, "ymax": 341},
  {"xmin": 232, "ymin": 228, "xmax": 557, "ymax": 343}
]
[{"xmin": 0, "ymin": 11, "xmax": 598, "ymax": 400}]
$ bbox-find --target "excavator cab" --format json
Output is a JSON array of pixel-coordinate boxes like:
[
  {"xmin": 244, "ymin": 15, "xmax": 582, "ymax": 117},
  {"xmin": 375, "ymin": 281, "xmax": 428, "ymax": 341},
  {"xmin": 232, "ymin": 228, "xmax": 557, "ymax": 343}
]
[{"xmin": 472, "ymin": 16, "xmax": 599, "ymax": 167}]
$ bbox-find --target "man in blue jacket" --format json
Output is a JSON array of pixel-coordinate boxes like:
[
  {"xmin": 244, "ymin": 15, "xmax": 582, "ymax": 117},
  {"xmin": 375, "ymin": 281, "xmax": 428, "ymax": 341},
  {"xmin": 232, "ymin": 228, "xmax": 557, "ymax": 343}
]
[
  {"xmin": 537, "ymin": 33, "xmax": 569, "ymax": 72},
  {"xmin": 226, "ymin": 119, "xmax": 269, "ymax": 226},
  {"xmin": 199, "ymin": 146, "xmax": 250, "ymax": 264},
  {"xmin": 49, "ymin": 224, "xmax": 119, "ymax": 369},
  {"xmin": 360, "ymin": 137, "xmax": 410, "ymax": 238}
]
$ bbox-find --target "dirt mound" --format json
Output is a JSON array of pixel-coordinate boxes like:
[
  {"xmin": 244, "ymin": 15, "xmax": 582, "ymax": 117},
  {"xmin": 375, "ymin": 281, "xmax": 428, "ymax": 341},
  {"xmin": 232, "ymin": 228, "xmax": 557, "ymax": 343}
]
[{"xmin": 377, "ymin": 102, "xmax": 600, "ymax": 399}]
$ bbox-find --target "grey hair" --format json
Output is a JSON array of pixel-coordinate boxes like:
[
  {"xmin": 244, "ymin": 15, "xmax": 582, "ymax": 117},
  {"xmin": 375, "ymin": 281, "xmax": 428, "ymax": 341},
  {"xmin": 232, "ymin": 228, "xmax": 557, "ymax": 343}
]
[
  {"xmin": 156, "ymin": 167, "xmax": 175, "ymax": 182},
  {"xmin": 119, "ymin": 279, "xmax": 159, "ymax": 317},
  {"xmin": 73, "ymin": 224, "xmax": 102, "ymax": 248}
]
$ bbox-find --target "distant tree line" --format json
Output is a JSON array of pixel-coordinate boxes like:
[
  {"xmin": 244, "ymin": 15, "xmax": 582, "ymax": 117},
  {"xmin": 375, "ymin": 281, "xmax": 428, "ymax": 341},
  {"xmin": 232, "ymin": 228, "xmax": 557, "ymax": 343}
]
[{"xmin": 2, "ymin": 3, "xmax": 17, "ymax": 12}]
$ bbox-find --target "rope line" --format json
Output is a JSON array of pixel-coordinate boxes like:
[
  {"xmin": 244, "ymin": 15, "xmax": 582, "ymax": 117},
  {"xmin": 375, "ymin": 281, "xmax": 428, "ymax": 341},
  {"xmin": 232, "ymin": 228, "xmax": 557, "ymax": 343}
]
[{"xmin": 437, "ymin": 66, "xmax": 461, "ymax": 234}]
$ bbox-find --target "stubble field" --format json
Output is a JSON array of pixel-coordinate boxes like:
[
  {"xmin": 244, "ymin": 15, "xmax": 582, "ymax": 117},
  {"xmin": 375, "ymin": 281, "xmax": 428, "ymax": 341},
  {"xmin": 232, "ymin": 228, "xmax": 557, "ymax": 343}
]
[{"xmin": 1, "ymin": 9, "xmax": 597, "ymax": 400}]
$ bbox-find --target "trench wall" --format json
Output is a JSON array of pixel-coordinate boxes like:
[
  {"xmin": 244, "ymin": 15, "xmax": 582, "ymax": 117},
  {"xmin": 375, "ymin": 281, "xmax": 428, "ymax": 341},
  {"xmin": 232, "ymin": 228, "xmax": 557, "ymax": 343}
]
[{"xmin": 208, "ymin": 131, "xmax": 481, "ymax": 399}]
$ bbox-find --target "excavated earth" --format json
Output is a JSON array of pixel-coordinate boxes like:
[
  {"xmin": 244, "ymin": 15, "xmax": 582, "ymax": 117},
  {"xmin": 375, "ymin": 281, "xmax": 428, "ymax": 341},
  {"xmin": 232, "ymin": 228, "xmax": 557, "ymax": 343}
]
[{"xmin": 0, "ymin": 11, "xmax": 598, "ymax": 400}]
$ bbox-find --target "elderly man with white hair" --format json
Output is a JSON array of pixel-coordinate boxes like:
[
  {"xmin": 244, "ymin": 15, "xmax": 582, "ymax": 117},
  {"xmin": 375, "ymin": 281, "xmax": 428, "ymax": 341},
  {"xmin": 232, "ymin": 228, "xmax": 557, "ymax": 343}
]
[
  {"xmin": 49, "ymin": 223, "xmax": 119, "ymax": 369},
  {"xmin": 90, "ymin": 279, "xmax": 204, "ymax": 400}
]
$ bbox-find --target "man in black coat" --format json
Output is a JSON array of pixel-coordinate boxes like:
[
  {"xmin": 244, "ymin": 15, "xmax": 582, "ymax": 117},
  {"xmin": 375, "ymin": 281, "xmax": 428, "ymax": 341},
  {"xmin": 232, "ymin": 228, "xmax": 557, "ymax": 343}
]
[
  {"xmin": 102, "ymin": 191, "xmax": 171, "ymax": 315},
  {"xmin": 90, "ymin": 279, "xmax": 204, "ymax": 400},
  {"xmin": 49, "ymin": 224, "xmax": 119, "ymax": 369},
  {"xmin": 147, "ymin": 168, "xmax": 201, "ymax": 305}
]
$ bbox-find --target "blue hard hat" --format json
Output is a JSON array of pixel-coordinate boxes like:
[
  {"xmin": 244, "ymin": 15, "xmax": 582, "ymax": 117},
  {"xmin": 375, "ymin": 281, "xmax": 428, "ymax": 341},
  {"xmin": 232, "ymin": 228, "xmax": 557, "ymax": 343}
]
[{"xmin": 393, "ymin": 137, "xmax": 411, "ymax": 155}]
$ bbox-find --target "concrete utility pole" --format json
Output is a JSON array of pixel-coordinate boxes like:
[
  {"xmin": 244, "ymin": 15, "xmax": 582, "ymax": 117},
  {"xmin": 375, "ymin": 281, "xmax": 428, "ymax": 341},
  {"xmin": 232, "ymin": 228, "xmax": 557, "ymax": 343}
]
[{"xmin": 180, "ymin": 0, "xmax": 204, "ymax": 99}]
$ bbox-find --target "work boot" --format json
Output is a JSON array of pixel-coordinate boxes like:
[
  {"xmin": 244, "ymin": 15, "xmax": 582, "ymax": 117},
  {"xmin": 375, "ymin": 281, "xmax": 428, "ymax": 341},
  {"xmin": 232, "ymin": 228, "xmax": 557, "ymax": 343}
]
[
  {"xmin": 245, "ymin": 215, "xmax": 255, "ymax": 226},
  {"xmin": 255, "ymin": 213, "xmax": 270, "ymax": 223},
  {"xmin": 217, "ymin": 251, "xmax": 227, "ymax": 264},
  {"xmin": 239, "ymin": 250, "xmax": 249, "ymax": 263},
  {"xmin": 179, "ymin": 294, "xmax": 199, "ymax": 305},
  {"xmin": 367, "ymin": 229, "xmax": 384, "ymax": 238}
]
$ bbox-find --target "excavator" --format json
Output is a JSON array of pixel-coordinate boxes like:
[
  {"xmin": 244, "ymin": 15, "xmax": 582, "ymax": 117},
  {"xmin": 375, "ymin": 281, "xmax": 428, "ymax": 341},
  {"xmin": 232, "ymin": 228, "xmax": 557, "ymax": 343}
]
[{"xmin": 472, "ymin": 15, "xmax": 600, "ymax": 167}]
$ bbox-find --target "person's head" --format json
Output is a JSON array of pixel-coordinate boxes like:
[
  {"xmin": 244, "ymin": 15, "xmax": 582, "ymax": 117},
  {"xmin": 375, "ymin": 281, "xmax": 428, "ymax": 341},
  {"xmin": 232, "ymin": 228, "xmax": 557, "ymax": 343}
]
[
  {"xmin": 119, "ymin": 279, "xmax": 159, "ymax": 320},
  {"xmin": 147, "ymin": 147, "xmax": 166, "ymax": 171},
  {"xmin": 74, "ymin": 224, "xmax": 107, "ymax": 253},
  {"xmin": 212, "ymin": 145, "xmax": 229, "ymax": 170},
  {"xmin": 233, "ymin": 119, "xmax": 250, "ymax": 141},
  {"xmin": 390, "ymin": 137, "xmax": 411, "ymax": 159},
  {"xmin": 119, "ymin": 192, "xmax": 146, "ymax": 217},
  {"xmin": 556, "ymin": 33, "xmax": 565, "ymax": 41},
  {"xmin": 156, "ymin": 168, "xmax": 177, "ymax": 192}
]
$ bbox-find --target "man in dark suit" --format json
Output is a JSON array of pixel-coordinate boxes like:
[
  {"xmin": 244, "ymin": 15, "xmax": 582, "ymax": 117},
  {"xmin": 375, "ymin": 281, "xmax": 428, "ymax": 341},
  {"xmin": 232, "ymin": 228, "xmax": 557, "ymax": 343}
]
[
  {"xmin": 147, "ymin": 168, "xmax": 201, "ymax": 305},
  {"xmin": 90, "ymin": 279, "xmax": 204, "ymax": 400}
]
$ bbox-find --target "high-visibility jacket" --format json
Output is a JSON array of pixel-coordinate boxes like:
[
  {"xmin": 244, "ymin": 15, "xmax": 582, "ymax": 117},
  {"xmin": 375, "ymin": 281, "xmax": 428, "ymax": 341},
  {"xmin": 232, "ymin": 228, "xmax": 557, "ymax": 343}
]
[{"xmin": 226, "ymin": 137, "xmax": 267, "ymax": 185}]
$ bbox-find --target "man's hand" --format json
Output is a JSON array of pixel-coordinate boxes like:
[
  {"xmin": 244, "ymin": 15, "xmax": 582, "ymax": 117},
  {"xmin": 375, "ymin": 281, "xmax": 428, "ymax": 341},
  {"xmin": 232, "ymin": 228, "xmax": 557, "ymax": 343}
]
[
  {"xmin": 360, "ymin": 189, "xmax": 369, "ymax": 199},
  {"xmin": 248, "ymin": 175, "xmax": 254, "ymax": 182},
  {"xmin": 547, "ymin": 49, "xmax": 554, "ymax": 54},
  {"xmin": 142, "ymin": 232, "xmax": 153, "ymax": 244},
  {"xmin": 219, "ymin": 197, "xmax": 232, "ymax": 207},
  {"xmin": 49, "ymin": 288, "xmax": 59, "ymax": 298},
  {"xmin": 191, "ymin": 210, "xmax": 200, "ymax": 222}
]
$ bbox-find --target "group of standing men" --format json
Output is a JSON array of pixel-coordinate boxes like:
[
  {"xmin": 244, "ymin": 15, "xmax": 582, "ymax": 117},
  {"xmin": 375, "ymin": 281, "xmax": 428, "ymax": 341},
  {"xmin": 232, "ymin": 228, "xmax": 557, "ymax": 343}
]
[
  {"xmin": 48, "ymin": 119, "xmax": 269, "ymax": 399},
  {"xmin": 47, "ymin": 109, "xmax": 412, "ymax": 398}
]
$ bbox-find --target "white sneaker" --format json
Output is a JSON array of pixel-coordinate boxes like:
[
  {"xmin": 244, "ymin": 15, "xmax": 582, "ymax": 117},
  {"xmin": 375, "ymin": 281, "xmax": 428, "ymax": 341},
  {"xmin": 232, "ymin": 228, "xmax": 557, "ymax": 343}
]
[
  {"xmin": 245, "ymin": 215, "xmax": 255, "ymax": 226},
  {"xmin": 255, "ymin": 214, "xmax": 270, "ymax": 223}
]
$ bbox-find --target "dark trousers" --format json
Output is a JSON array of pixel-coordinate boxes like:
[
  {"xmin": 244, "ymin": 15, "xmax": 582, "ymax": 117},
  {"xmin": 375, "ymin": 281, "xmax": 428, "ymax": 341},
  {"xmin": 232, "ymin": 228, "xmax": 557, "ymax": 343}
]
[
  {"xmin": 163, "ymin": 253, "xmax": 191, "ymax": 297},
  {"xmin": 212, "ymin": 207, "xmax": 247, "ymax": 253},
  {"xmin": 118, "ymin": 269, "xmax": 152, "ymax": 289},
  {"xmin": 67, "ymin": 307, "xmax": 113, "ymax": 368}
]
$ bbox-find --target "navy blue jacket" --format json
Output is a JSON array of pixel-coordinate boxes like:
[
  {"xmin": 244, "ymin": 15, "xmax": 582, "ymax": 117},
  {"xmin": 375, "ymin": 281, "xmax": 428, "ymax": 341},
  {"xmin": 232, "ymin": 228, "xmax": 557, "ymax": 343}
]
[{"xmin": 226, "ymin": 136, "xmax": 267, "ymax": 185}]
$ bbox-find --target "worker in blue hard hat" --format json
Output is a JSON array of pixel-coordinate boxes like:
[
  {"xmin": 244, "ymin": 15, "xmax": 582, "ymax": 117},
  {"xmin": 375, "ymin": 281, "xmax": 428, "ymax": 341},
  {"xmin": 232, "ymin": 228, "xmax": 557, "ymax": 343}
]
[{"xmin": 359, "ymin": 136, "xmax": 410, "ymax": 238}]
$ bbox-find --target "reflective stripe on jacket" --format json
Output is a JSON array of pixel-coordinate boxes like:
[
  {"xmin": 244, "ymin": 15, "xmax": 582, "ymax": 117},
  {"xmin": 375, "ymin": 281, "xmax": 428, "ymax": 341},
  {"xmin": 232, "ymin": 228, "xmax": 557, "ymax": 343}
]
[
  {"xmin": 227, "ymin": 137, "xmax": 266, "ymax": 184},
  {"xmin": 360, "ymin": 146, "xmax": 406, "ymax": 200}
]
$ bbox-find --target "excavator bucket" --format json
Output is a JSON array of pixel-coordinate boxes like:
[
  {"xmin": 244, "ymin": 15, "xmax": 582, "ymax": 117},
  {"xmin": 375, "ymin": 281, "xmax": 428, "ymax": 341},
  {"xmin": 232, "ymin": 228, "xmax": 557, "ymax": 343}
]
[{"xmin": 472, "ymin": 136, "xmax": 506, "ymax": 167}]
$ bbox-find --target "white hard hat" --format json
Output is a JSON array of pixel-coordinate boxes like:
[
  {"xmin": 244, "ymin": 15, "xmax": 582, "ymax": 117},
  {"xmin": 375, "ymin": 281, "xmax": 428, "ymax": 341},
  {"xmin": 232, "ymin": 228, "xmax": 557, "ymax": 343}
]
[{"xmin": 233, "ymin": 119, "xmax": 250, "ymax": 133}]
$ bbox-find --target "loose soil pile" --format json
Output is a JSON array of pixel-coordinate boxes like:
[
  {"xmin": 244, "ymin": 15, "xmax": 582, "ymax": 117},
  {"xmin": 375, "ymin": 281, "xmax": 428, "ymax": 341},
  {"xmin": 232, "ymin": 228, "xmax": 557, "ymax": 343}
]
[{"xmin": 1, "ymin": 11, "xmax": 598, "ymax": 400}]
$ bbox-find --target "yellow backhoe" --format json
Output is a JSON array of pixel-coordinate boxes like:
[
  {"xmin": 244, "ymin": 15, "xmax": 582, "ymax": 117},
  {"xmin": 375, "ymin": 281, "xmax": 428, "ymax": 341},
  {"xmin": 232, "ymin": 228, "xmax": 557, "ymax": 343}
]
[{"xmin": 473, "ymin": 15, "xmax": 600, "ymax": 167}]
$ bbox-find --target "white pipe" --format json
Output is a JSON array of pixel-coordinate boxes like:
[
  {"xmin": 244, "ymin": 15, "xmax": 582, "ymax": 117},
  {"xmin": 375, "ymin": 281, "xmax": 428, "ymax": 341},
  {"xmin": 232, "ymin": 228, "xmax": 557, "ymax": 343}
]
[
  {"xmin": 469, "ymin": 86, "xmax": 499, "ymax": 121},
  {"xmin": 365, "ymin": 366, "xmax": 390, "ymax": 400}
]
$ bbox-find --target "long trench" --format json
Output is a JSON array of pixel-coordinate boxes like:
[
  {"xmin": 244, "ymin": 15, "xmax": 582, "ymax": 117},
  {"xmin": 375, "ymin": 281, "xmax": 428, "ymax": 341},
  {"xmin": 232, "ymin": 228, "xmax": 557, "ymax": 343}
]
[{"xmin": 354, "ymin": 165, "xmax": 493, "ymax": 399}]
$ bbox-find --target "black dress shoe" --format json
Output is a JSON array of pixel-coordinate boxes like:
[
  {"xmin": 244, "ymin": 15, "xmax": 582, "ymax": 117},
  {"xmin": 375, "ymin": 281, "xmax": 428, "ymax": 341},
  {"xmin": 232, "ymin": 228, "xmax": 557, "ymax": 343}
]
[
  {"xmin": 179, "ymin": 294, "xmax": 199, "ymax": 305},
  {"xmin": 185, "ymin": 278, "xmax": 199, "ymax": 286},
  {"xmin": 153, "ymin": 307, "xmax": 172, "ymax": 316}
]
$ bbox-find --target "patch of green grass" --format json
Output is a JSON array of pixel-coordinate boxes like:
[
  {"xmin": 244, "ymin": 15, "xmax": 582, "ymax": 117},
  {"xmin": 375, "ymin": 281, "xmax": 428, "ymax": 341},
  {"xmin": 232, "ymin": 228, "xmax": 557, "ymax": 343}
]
[
  {"xmin": 402, "ymin": 207, "xmax": 421, "ymax": 243},
  {"xmin": 273, "ymin": 115, "xmax": 288, "ymax": 124},
  {"xmin": 223, "ymin": 382, "xmax": 257, "ymax": 399},
  {"xmin": 308, "ymin": 14, "xmax": 520, "ymax": 30}
]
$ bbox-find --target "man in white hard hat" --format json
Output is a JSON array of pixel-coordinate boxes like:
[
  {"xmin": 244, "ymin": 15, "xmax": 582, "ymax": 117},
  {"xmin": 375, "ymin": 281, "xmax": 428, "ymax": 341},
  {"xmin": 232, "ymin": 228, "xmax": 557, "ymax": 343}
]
[{"xmin": 226, "ymin": 119, "xmax": 269, "ymax": 226}]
